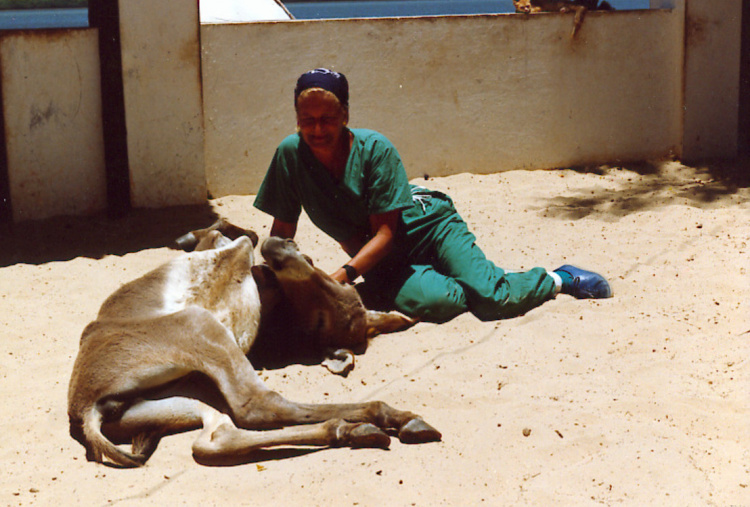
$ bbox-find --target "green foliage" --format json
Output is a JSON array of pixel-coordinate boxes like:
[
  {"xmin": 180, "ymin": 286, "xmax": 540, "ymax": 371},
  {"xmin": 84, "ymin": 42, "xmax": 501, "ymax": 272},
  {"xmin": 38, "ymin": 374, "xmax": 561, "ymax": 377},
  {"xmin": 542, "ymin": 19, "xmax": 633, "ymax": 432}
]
[{"xmin": 0, "ymin": 0, "xmax": 87, "ymax": 9}]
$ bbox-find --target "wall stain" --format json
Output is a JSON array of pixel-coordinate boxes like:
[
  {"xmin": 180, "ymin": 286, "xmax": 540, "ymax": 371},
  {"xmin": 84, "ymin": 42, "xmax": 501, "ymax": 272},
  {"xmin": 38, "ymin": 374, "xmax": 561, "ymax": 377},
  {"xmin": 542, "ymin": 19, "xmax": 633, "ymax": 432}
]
[
  {"xmin": 685, "ymin": 15, "xmax": 708, "ymax": 47},
  {"xmin": 29, "ymin": 102, "xmax": 57, "ymax": 130}
]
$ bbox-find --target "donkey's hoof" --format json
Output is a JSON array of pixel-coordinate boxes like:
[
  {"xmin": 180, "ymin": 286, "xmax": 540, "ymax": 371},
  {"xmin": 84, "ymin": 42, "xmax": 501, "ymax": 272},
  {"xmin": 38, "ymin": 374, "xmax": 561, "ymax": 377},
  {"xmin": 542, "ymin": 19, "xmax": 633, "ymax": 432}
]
[
  {"xmin": 322, "ymin": 348, "xmax": 355, "ymax": 376},
  {"xmin": 398, "ymin": 418, "xmax": 442, "ymax": 444},
  {"xmin": 349, "ymin": 423, "xmax": 391, "ymax": 449},
  {"xmin": 175, "ymin": 232, "xmax": 197, "ymax": 251}
]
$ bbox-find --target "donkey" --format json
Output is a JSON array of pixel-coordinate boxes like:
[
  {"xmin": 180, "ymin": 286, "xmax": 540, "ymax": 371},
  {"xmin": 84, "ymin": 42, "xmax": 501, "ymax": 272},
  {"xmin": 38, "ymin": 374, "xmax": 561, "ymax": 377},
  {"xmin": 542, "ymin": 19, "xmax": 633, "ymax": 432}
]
[{"xmin": 67, "ymin": 221, "xmax": 440, "ymax": 467}]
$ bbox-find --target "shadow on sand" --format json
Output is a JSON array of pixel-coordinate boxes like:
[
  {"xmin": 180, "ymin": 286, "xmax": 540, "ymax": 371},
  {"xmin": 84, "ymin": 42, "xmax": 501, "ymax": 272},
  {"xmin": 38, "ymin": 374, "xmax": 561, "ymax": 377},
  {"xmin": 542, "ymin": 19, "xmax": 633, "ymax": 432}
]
[
  {"xmin": 0, "ymin": 203, "xmax": 221, "ymax": 267},
  {"xmin": 540, "ymin": 158, "xmax": 750, "ymax": 220}
]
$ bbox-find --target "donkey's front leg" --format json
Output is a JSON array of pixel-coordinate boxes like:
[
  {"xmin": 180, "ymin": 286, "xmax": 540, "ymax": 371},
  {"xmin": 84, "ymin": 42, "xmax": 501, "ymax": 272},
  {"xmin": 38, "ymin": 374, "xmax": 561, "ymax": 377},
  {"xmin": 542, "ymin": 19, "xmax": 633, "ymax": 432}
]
[
  {"xmin": 201, "ymin": 349, "xmax": 441, "ymax": 445},
  {"xmin": 233, "ymin": 391, "xmax": 441, "ymax": 445}
]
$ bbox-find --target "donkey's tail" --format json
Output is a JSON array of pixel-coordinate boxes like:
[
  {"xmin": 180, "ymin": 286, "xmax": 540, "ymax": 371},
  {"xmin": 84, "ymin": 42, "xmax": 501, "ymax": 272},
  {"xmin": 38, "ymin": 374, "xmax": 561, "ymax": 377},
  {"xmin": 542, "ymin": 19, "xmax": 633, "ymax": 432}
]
[{"xmin": 82, "ymin": 406, "xmax": 148, "ymax": 468}]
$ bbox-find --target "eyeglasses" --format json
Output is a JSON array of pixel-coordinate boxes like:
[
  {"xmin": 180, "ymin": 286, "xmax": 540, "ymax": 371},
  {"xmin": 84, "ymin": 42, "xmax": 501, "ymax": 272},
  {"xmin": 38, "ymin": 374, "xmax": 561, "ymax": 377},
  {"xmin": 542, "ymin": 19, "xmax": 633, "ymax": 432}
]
[{"xmin": 298, "ymin": 115, "xmax": 344, "ymax": 129}]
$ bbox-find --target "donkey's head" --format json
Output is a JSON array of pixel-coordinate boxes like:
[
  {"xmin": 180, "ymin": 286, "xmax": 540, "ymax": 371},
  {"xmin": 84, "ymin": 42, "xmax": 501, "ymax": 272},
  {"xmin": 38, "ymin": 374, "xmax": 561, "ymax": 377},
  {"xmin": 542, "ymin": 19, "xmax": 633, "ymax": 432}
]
[{"xmin": 259, "ymin": 237, "xmax": 417, "ymax": 353}]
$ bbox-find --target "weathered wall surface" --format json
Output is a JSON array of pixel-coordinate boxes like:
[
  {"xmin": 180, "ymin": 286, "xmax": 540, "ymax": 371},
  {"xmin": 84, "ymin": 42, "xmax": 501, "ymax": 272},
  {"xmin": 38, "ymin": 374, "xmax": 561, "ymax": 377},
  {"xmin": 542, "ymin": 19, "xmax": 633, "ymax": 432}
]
[
  {"xmin": 201, "ymin": 9, "xmax": 685, "ymax": 197},
  {"xmin": 681, "ymin": 0, "xmax": 742, "ymax": 160},
  {"xmin": 0, "ymin": 29, "xmax": 106, "ymax": 222}
]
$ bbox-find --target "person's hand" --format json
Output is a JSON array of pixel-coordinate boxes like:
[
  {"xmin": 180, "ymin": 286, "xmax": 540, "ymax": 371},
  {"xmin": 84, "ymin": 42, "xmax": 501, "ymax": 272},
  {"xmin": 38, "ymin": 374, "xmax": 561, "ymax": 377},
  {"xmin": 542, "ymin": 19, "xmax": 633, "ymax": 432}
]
[{"xmin": 330, "ymin": 267, "xmax": 350, "ymax": 284}]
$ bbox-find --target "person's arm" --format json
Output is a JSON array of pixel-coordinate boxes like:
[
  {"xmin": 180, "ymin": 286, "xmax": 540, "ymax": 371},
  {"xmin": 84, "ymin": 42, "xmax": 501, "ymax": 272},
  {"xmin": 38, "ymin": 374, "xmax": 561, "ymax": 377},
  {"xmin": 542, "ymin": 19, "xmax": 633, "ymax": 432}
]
[
  {"xmin": 270, "ymin": 218, "xmax": 297, "ymax": 239},
  {"xmin": 331, "ymin": 209, "xmax": 400, "ymax": 284}
]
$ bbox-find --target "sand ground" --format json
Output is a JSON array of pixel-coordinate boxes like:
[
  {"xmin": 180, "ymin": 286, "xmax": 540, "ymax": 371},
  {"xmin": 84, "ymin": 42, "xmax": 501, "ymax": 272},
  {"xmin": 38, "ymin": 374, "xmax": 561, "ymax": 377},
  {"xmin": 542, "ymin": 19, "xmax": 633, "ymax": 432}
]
[{"xmin": 1, "ymin": 160, "xmax": 748, "ymax": 506}]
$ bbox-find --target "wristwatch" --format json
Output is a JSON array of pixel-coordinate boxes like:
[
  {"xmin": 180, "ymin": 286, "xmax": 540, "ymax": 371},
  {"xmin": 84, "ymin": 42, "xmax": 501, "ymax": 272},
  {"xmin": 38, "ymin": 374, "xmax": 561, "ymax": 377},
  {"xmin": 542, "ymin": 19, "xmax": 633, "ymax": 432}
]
[{"xmin": 342, "ymin": 264, "xmax": 358, "ymax": 284}]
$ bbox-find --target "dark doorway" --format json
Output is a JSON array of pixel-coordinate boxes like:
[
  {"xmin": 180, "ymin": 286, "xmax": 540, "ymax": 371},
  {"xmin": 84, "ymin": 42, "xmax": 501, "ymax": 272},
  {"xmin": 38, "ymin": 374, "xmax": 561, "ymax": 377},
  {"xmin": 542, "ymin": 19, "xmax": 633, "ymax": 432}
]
[{"xmin": 89, "ymin": 0, "xmax": 131, "ymax": 218}]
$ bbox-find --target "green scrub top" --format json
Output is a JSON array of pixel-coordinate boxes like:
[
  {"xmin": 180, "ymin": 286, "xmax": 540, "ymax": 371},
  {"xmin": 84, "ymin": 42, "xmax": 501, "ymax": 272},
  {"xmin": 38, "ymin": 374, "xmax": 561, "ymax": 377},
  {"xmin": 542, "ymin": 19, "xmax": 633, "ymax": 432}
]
[{"xmin": 254, "ymin": 128, "xmax": 414, "ymax": 245}]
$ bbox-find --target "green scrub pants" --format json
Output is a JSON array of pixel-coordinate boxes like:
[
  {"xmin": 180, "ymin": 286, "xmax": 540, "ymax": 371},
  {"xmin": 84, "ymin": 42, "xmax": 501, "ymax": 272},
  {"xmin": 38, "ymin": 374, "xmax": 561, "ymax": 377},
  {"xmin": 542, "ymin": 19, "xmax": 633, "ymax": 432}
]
[{"xmin": 358, "ymin": 190, "xmax": 557, "ymax": 323}]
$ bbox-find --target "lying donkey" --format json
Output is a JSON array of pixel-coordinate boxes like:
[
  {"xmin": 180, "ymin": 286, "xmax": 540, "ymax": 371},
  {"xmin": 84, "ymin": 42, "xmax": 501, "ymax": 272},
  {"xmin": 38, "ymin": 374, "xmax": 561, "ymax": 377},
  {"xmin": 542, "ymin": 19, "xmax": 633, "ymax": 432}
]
[{"xmin": 68, "ymin": 221, "xmax": 440, "ymax": 467}]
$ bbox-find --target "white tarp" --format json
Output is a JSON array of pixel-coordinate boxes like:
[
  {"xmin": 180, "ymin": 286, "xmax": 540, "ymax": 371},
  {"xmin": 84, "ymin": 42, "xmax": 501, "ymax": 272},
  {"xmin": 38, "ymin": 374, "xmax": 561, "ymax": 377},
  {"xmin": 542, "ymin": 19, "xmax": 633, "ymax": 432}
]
[{"xmin": 200, "ymin": 0, "xmax": 293, "ymax": 23}]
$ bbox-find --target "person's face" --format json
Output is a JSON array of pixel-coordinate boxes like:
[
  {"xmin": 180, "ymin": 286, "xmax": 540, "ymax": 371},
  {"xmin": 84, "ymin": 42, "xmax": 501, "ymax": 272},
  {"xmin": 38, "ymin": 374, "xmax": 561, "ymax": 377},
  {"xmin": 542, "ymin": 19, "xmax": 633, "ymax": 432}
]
[{"xmin": 295, "ymin": 90, "xmax": 348, "ymax": 154}]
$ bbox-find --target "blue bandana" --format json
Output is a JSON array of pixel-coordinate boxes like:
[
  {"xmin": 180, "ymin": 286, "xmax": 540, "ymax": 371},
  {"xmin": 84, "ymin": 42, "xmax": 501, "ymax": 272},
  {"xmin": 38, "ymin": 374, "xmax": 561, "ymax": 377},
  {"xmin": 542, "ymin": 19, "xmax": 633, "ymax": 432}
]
[{"xmin": 294, "ymin": 68, "xmax": 349, "ymax": 108}]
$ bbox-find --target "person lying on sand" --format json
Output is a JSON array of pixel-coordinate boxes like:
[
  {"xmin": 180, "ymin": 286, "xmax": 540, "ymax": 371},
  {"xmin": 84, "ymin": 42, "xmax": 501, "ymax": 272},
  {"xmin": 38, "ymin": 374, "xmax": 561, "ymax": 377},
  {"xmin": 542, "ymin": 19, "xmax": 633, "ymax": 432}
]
[{"xmin": 254, "ymin": 68, "xmax": 612, "ymax": 324}]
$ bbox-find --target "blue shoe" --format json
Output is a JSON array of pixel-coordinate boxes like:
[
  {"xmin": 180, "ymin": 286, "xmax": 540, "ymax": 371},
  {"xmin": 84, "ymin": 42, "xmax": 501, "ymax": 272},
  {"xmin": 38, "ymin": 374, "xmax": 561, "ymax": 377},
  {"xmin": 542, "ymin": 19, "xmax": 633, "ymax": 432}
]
[{"xmin": 554, "ymin": 265, "xmax": 613, "ymax": 299}]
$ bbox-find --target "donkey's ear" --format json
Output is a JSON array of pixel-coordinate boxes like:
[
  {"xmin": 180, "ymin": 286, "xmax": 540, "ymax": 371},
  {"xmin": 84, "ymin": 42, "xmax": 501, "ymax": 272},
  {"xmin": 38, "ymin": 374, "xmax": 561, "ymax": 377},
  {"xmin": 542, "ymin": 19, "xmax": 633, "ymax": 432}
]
[
  {"xmin": 365, "ymin": 311, "xmax": 419, "ymax": 338},
  {"xmin": 251, "ymin": 264, "xmax": 284, "ymax": 313}
]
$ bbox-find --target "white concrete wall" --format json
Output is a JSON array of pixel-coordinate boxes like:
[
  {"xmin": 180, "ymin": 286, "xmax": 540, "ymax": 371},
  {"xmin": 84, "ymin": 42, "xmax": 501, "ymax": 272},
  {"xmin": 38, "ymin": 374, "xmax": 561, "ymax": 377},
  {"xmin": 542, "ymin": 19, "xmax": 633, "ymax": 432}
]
[
  {"xmin": 0, "ymin": 29, "xmax": 106, "ymax": 222},
  {"xmin": 119, "ymin": 0, "xmax": 207, "ymax": 208},
  {"xmin": 201, "ymin": 8, "xmax": 685, "ymax": 197},
  {"xmin": 682, "ymin": 0, "xmax": 742, "ymax": 160}
]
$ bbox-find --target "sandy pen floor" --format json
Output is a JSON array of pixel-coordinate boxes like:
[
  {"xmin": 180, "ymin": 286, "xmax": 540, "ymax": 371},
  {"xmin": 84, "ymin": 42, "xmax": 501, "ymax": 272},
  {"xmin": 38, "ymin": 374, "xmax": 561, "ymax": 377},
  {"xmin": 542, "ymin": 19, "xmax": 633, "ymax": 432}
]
[{"xmin": 1, "ymin": 160, "xmax": 748, "ymax": 506}]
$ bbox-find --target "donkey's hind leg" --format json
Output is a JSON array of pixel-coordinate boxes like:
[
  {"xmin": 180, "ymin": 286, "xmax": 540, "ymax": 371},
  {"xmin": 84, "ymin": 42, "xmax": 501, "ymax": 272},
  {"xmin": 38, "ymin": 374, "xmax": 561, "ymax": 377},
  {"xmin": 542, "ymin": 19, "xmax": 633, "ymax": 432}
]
[
  {"xmin": 192, "ymin": 418, "xmax": 391, "ymax": 462},
  {"xmin": 108, "ymin": 397, "xmax": 391, "ymax": 464},
  {"xmin": 102, "ymin": 396, "xmax": 217, "ymax": 461}
]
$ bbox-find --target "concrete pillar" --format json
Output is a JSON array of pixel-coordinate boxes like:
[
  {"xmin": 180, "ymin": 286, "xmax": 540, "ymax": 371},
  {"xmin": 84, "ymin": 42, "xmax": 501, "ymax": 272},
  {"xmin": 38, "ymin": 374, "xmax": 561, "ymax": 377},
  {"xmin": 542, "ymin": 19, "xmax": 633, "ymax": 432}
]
[
  {"xmin": 118, "ymin": 0, "xmax": 206, "ymax": 207},
  {"xmin": 682, "ymin": 0, "xmax": 742, "ymax": 160}
]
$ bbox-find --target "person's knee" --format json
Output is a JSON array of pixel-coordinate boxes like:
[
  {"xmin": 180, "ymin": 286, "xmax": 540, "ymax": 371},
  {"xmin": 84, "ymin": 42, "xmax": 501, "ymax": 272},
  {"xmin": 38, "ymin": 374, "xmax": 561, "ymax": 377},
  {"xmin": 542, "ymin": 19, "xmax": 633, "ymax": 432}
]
[{"xmin": 394, "ymin": 275, "xmax": 467, "ymax": 324}]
